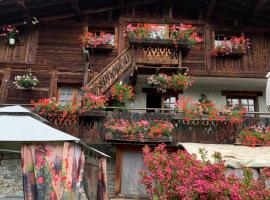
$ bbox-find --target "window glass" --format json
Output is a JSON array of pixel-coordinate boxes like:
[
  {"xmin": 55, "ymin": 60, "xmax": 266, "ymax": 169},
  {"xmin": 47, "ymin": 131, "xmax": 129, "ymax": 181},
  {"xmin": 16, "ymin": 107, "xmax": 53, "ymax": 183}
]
[
  {"xmin": 164, "ymin": 96, "xmax": 176, "ymax": 110},
  {"xmin": 150, "ymin": 25, "xmax": 166, "ymax": 39},
  {"xmin": 58, "ymin": 87, "xmax": 79, "ymax": 105},
  {"xmin": 226, "ymin": 97, "xmax": 257, "ymax": 113}
]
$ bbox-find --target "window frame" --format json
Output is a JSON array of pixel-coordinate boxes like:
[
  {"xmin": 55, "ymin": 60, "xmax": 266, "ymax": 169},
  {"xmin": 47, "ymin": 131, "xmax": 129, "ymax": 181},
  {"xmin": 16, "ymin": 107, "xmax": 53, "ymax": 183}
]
[
  {"xmin": 57, "ymin": 86, "xmax": 80, "ymax": 105},
  {"xmin": 221, "ymin": 91, "xmax": 262, "ymax": 112}
]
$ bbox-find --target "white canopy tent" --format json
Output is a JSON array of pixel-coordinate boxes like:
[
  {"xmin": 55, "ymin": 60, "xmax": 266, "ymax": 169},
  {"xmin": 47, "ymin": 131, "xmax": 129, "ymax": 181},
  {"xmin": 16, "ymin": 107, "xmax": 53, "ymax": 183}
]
[
  {"xmin": 266, "ymin": 72, "xmax": 270, "ymax": 111},
  {"xmin": 178, "ymin": 143, "xmax": 270, "ymax": 168},
  {"xmin": 0, "ymin": 105, "xmax": 109, "ymax": 157}
]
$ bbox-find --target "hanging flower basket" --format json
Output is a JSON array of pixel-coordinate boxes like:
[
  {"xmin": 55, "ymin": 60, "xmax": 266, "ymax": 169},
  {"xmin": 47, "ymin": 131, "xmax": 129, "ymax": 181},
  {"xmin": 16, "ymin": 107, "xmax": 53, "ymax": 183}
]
[
  {"xmin": 0, "ymin": 25, "xmax": 19, "ymax": 46},
  {"xmin": 13, "ymin": 69, "xmax": 39, "ymax": 89}
]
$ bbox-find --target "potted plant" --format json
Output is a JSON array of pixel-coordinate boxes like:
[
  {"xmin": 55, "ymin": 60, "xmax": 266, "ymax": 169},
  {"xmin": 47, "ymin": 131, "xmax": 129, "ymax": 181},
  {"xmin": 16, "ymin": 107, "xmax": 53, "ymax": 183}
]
[
  {"xmin": 80, "ymin": 92, "xmax": 108, "ymax": 116},
  {"xmin": 170, "ymin": 73, "xmax": 193, "ymax": 92},
  {"xmin": 147, "ymin": 73, "xmax": 171, "ymax": 93},
  {"xmin": 238, "ymin": 125, "xmax": 270, "ymax": 147},
  {"xmin": 0, "ymin": 25, "xmax": 19, "ymax": 46},
  {"xmin": 110, "ymin": 82, "xmax": 134, "ymax": 107},
  {"xmin": 13, "ymin": 69, "xmax": 39, "ymax": 89}
]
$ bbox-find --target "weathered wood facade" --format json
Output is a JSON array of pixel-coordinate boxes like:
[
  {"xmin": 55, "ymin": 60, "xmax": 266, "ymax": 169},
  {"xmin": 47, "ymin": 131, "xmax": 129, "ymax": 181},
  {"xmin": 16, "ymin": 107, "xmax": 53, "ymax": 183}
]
[{"xmin": 0, "ymin": 0, "xmax": 270, "ymax": 198}]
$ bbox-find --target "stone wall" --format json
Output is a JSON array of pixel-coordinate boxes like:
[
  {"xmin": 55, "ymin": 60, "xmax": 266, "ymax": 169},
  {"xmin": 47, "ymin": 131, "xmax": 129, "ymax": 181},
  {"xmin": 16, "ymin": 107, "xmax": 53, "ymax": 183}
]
[
  {"xmin": 107, "ymin": 157, "xmax": 116, "ymax": 197},
  {"xmin": 0, "ymin": 154, "xmax": 23, "ymax": 198}
]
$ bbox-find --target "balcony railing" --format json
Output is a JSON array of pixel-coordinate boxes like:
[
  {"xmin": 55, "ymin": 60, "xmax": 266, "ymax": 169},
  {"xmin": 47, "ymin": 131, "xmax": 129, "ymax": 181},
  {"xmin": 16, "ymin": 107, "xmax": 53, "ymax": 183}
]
[{"xmin": 78, "ymin": 108, "xmax": 270, "ymax": 145}]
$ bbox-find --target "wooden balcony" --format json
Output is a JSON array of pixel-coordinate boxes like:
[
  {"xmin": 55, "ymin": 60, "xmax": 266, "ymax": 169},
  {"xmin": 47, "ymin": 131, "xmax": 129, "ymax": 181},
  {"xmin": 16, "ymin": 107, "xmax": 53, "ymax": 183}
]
[
  {"xmin": 78, "ymin": 109, "xmax": 270, "ymax": 145},
  {"xmin": 130, "ymin": 38, "xmax": 190, "ymax": 66}
]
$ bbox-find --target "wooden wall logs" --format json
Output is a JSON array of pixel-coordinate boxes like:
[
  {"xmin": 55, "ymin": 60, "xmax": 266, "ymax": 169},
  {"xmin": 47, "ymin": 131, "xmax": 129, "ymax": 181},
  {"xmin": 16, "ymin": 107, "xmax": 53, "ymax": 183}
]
[{"xmin": 0, "ymin": 30, "xmax": 38, "ymax": 64}]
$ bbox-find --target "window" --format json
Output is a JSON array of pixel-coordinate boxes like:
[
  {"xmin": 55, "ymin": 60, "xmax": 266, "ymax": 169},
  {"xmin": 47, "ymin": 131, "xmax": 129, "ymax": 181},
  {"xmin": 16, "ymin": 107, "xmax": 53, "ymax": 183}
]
[
  {"xmin": 163, "ymin": 96, "xmax": 177, "ymax": 110},
  {"xmin": 222, "ymin": 91, "xmax": 262, "ymax": 113},
  {"xmin": 226, "ymin": 97, "xmax": 256, "ymax": 112},
  {"xmin": 57, "ymin": 86, "xmax": 80, "ymax": 105}
]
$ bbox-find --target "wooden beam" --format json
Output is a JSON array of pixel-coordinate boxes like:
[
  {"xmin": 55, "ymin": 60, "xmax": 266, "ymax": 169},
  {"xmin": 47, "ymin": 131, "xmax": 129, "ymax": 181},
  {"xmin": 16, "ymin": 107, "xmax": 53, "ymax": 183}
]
[
  {"xmin": 49, "ymin": 68, "xmax": 58, "ymax": 98},
  {"xmin": 70, "ymin": 0, "xmax": 82, "ymax": 20},
  {"xmin": 82, "ymin": 0, "xmax": 162, "ymax": 15},
  {"xmin": 17, "ymin": 0, "xmax": 33, "ymax": 26},
  {"xmin": 205, "ymin": 0, "xmax": 216, "ymax": 20}
]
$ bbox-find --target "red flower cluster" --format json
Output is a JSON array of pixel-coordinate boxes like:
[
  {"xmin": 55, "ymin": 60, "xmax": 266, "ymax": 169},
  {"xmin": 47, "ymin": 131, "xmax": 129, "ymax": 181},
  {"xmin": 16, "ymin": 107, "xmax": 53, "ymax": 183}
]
[
  {"xmin": 124, "ymin": 23, "xmax": 203, "ymax": 46},
  {"xmin": 81, "ymin": 93, "xmax": 107, "ymax": 112},
  {"xmin": 141, "ymin": 144, "xmax": 270, "ymax": 200},
  {"xmin": 31, "ymin": 98, "xmax": 79, "ymax": 126},
  {"xmin": 212, "ymin": 36, "xmax": 250, "ymax": 56},
  {"xmin": 239, "ymin": 125, "xmax": 270, "ymax": 147},
  {"xmin": 110, "ymin": 82, "xmax": 134, "ymax": 106},
  {"xmin": 104, "ymin": 119, "xmax": 173, "ymax": 141},
  {"xmin": 147, "ymin": 72, "xmax": 193, "ymax": 93},
  {"xmin": 80, "ymin": 32, "xmax": 113, "ymax": 48},
  {"xmin": 175, "ymin": 96, "xmax": 247, "ymax": 124},
  {"xmin": 0, "ymin": 25, "xmax": 19, "ymax": 38}
]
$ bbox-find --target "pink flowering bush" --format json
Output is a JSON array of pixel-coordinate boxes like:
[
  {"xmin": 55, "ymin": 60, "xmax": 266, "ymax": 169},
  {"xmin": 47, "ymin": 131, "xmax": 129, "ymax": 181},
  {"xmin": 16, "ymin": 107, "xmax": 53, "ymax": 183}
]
[{"xmin": 141, "ymin": 144, "xmax": 270, "ymax": 200}]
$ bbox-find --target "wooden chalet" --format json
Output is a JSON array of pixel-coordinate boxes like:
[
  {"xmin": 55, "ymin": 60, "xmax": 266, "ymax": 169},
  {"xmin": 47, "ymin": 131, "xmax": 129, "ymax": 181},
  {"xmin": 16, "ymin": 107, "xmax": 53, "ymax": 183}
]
[{"xmin": 0, "ymin": 0, "xmax": 270, "ymax": 199}]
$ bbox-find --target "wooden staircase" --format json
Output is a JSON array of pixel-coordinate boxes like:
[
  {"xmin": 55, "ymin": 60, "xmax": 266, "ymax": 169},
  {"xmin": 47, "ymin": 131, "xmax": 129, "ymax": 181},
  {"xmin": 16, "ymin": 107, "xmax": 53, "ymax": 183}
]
[{"xmin": 86, "ymin": 48, "xmax": 134, "ymax": 95}]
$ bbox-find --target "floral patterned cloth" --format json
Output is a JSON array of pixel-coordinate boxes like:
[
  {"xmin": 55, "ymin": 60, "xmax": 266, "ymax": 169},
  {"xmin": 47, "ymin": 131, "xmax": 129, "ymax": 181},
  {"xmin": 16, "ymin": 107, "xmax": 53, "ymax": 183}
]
[
  {"xmin": 97, "ymin": 157, "xmax": 108, "ymax": 200},
  {"xmin": 21, "ymin": 142, "xmax": 85, "ymax": 200}
]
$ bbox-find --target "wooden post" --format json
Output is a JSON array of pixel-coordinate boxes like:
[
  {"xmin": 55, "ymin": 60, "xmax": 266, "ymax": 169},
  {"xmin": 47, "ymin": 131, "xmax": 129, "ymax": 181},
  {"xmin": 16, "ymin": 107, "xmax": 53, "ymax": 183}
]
[
  {"xmin": 178, "ymin": 51, "xmax": 182, "ymax": 68},
  {"xmin": 0, "ymin": 68, "xmax": 11, "ymax": 104},
  {"xmin": 83, "ymin": 16, "xmax": 89, "ymax": 85},
  {"xmin": 115, "ymin": 147, "xmax": 123, "ymax": 194},
  {"xmin": 49, "ymin": 68, "xmax": 57, "ymax": 98}
]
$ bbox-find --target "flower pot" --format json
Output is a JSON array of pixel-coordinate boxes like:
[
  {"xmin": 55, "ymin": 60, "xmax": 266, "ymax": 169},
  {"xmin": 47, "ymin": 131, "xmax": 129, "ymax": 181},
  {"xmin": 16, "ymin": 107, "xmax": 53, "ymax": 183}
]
[
  {"xmin": 20, "ymin": 82, "xmax": 35, "ymax": 89},
  {"xmin": 8, "ymin": 37, "xmax": 15, "ymax": 46}
]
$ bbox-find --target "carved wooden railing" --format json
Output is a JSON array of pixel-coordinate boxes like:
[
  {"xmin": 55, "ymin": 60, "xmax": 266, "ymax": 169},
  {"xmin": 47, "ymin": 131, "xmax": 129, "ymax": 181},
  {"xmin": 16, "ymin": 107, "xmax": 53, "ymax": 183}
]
[
  {"xmin": 78, "ymin": 110, "xmax": 270, "ymax": 145},
  {"xmin": 87, "ymin": 48, "xmax": 133, "ymax": 95}
]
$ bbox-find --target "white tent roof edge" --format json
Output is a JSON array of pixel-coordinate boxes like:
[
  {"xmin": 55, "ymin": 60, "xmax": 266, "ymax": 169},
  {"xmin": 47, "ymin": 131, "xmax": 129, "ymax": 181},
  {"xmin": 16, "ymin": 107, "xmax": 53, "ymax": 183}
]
[
  {"xmin": 178, "ymin": 142, "xmax": 270, "ymax": 168},
  {"xmin": 0, "ymin": 105, "xmax": 110, "ymax": 158}
]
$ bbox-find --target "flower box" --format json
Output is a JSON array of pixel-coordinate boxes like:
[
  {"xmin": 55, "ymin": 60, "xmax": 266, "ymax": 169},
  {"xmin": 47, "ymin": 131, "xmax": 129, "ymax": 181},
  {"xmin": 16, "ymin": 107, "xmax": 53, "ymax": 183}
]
[
  {"xmin": 105, "ymin": 132, "xmax": 173, "ymax": 143},
  {"xmin": 87, "ymin": 44, "xmax": 114, "ymax": 51},
  {"xmin": 79, "ymin": 110, "xmax": 106, "ymax": 117},
  {"xmin": 214, "ymin": 48, "xmax": 247, "ymax": 57},
  {"xmin": 235, "ymin": 137, "xmax": 270, "ymax": 147},
  {"xmin": 129, "ymin": 38, "xmax": 190, "ymax": 49}
]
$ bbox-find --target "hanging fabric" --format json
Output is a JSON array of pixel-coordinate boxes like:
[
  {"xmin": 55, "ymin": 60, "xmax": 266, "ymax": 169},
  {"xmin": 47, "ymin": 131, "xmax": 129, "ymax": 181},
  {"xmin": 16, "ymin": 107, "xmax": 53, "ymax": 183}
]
[
  {"xmin": 97, "ymin": 157, "xmax": 108, "ymax": 200},
  {"xmin": 21, "ymin": 142, "xmax": 85, "ymax": 200}
]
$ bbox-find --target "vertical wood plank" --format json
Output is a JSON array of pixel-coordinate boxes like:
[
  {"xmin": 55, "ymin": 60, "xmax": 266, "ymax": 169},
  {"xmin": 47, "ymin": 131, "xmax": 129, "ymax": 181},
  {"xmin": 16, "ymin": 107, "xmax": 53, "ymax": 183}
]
[
  {"xmin": 115, "ymin": 147, "xmax": 123, "ymax": 194},
  {"xmin": 49, "ymin": 68, "xmax": 58, "ymax": 97},
  {"xmin": 0, "ymin": 68, "xmax": 11, "ymax": 103}
]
